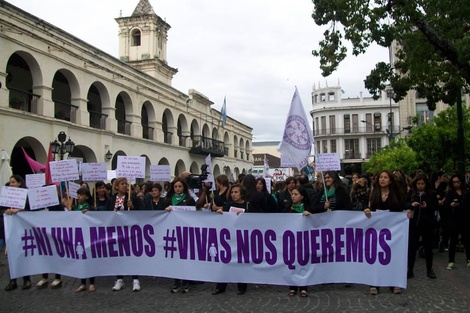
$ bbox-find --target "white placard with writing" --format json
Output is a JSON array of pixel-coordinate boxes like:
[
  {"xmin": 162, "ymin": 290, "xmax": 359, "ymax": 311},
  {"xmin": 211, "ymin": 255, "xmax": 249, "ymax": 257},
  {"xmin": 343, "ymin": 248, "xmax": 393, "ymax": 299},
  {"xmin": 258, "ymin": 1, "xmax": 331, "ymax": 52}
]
[
  {"xmin": 68, "ymin": 181, "xmax": 80, "ymax": 199},
  {"xmin": 229, "ymin": 206, "xmax": 245, "ymax": 214},
  {"xmin": 28, "ymin": 185, "xmax": 59, "ymax": 210},
  {"xmin": 107, "ymin": 170, "xmax": 116, "ymax": 181},
  {"xmin": 171, "ymin": 206, "xmax": 197, "ymax": 212},
  {"xmin": 49, "ymin": 159, "xmax": 79, "ymax": 183},
  {"xmin": 26, "ymin": 173, "xmax": 45, "ymax": 189},
  {"xmin": 315, "ymin": 153, "xmax": 341, "ymax": 171},
  {"xmin": 116, "ymin": 156, "xmax": 146, "ymax": 179},
  {"xmin": 81, "ymin": 163, "xmax": 108, "ymax": 181},
  {"xmin": 0, "ymin": 186, "xmax": 28, "ymax": 209},
  {"xmin": 150, "ymin": 165, "xmax": 171, "ymax": 182}
]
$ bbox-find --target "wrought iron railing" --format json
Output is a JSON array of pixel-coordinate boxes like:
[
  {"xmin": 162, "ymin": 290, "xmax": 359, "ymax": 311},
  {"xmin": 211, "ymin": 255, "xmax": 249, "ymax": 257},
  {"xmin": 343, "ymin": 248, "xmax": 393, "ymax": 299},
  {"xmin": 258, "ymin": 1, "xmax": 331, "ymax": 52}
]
[{"xmin": 8, "ymin": 87, "xmax": 40, "ymax": 114}]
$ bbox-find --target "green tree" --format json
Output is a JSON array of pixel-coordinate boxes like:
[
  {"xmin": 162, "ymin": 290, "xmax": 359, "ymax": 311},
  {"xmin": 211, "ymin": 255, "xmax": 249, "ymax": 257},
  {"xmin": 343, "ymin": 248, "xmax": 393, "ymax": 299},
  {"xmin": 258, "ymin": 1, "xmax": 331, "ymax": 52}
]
[
  {"xmin": 311, "ymin": 0, "xmax": 470, "ymax": 107},
  {"xmin": 362, "ymin": 140, "xmax": 419, "ymax": 174}
]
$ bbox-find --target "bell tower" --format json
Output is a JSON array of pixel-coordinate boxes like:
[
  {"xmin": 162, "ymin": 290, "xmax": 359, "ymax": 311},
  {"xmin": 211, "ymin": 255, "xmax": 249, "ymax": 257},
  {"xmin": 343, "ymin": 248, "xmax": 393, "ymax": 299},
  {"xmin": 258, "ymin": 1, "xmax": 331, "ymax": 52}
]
[{"xmin": 115, "ymin": 0, "xmax": 177, "ymax": 84}]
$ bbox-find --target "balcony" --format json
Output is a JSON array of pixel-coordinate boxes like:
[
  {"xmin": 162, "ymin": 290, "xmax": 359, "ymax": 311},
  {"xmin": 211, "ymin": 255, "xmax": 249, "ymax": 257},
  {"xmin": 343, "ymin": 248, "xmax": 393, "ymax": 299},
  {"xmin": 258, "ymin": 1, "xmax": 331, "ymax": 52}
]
[
  {"xmin": 116, "ymin": 118, "xmax": 131, "ymax": 135},
  {"xmin": 314, "ymin": 126, "xmax": 402, "ymax": 137},
  {"xmin": 89, "ymin": 110, "xmax": 107, "ymax": 129},
  {"xmin": 189, "ymin": 135, "xmax": 225, "ymax": 157},
  {"xmin": 54, "ymin": 100, "xmax": 78, "ymax": 123},
  {"xmin": 343, "ymin": 152, "xmax": 362, "ymax": 159},
  {"xmin": 143, "ymin": 126, "xmax": 154, "ymax": 140},
  {"xmin": 8, "ymin": 87, "xmax": 40, "ymax": 114},
  {"xmin": 163, "ymin": 131, "xmax": 173, "ymax": 144}
]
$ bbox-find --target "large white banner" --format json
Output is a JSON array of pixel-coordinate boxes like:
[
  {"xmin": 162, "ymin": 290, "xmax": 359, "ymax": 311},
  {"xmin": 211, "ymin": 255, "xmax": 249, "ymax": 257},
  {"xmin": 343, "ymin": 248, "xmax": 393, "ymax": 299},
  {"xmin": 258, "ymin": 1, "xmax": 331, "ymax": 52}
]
[{"xmin": 4, "ymin": 211, "xmax": 409, "ymax": 288}]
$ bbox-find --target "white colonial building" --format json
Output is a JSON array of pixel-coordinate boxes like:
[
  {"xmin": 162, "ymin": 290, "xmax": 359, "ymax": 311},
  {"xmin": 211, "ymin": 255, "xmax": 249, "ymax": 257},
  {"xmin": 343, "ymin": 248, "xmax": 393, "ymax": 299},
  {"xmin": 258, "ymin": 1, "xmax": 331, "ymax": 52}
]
[
  {"xmin": 310, "ymin": 84, "xmax": 407, "ymax": 171},
  {"xmin": 0, "ymin": 0, "xmax": 253, "ymax": 180}
]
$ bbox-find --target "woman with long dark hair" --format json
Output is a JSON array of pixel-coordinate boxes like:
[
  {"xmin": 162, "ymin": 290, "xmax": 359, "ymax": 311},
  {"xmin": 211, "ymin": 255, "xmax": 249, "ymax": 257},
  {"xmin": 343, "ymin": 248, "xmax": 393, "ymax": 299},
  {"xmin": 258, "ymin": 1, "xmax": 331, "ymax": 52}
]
[
  {"xmin": 241, "ymin": 174, "xmax": 266, "ymax": 212},
  {"xmin": 211, "ymin": 183, "xmax": 250, "ymax": 296},
  {"xmin": 364, "ymin": 170, "xmax": 406, "ymax": 295},
  {"xmin": 431, "ymin": 171, "xmax": 449, "ymax": 252},
  {"xmin": 313, "ymin": 171, "xmax": 351, "ymax": 213},
  {"xmin": 287, "ymin": 185, "xmax": 312, "ymax": 297},
  {"xmin": 3, "ymin": 175, "xmax": 31, "ymax": 291},
  {"xmin": 406, "ymin": 173, "xmax": 437, "ymax": 279},
  {"xmin": 444, "ymin": 173, "xmax": 470, "ymax": 270},
  {"xmin": 164, "ymin": 177, "xmax": 196, "ymax": 294},
  {"xmin": 276, "ymin": 176, "xmax": 296, "ymax": 212},
  {"xmin": 255, "ymin": 177, "xmax": 277, "ymax": 213}
]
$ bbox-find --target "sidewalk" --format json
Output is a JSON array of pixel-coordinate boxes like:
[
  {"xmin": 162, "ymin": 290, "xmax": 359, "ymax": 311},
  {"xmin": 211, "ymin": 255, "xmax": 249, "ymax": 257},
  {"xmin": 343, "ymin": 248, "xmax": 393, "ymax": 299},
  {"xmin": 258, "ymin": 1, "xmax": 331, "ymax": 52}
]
[{"xmin": 1, "ymin": 249, "xmax": 469, "ymax": 312}]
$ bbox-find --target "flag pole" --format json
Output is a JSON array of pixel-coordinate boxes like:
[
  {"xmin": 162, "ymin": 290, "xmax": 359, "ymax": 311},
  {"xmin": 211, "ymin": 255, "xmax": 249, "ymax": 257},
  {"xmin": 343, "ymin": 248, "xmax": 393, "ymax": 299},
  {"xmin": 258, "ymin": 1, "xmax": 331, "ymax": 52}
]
[{"xmin": 312, "ymin": 139, "xmax": 328, "ymax": 201}]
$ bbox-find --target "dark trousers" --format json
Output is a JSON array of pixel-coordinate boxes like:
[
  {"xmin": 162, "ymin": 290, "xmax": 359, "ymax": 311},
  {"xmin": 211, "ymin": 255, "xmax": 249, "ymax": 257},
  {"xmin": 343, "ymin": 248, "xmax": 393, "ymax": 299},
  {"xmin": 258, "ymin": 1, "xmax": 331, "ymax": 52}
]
[
  {"xmin": 448, "ymin": 217, "xmax": 470, "ymax": 262},
  {"xmin": 216, "ymin": 282, "xmax": 247, "ymax": 292},
  {"xmin": 42, "ymin": 273, "xmax": 61, "ymax": 279},
  {"xmin": 408, "ymin": 223, "xmax": 434, "ymax": 272},
  {"xmin": 10, "ymin": 276, "xmax": 30, "ymax": 284}
]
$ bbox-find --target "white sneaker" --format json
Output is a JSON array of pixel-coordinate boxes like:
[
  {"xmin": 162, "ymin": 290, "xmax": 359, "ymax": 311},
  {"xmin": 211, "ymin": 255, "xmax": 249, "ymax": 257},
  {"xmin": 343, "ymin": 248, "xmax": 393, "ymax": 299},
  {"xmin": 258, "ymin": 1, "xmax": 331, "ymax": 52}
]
[
  {"xmin": 132, "ymin": 279, "xmax": 141, "ymax": 292},
  {"xmin": 112, "ymin": 279, "xmax": 124, "ymax": 291}
]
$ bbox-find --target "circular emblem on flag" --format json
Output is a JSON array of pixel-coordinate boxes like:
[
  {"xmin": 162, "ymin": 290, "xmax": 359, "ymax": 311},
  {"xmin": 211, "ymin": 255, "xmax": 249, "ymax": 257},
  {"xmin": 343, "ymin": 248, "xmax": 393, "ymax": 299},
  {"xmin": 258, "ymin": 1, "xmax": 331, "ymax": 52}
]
[{"xmin": 283, "ymin": 115, "xmax": 310, "ymax": 150}]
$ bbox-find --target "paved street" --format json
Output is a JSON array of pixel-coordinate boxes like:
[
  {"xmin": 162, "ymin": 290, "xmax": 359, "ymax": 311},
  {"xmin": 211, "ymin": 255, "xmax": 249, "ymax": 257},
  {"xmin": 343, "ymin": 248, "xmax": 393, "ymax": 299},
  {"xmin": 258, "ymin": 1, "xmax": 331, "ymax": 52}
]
[{"xmin": 1, "ymin": 249, "xmax": 469, "ymax": 313}]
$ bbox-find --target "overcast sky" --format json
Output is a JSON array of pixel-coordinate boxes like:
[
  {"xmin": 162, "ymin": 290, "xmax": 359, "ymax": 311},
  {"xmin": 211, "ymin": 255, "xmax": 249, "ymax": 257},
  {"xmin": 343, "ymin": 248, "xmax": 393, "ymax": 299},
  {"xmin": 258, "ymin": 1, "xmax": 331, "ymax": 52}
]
[{"xmin": 8, "ymin": 0, "xmax": 389, "ymax": 141}]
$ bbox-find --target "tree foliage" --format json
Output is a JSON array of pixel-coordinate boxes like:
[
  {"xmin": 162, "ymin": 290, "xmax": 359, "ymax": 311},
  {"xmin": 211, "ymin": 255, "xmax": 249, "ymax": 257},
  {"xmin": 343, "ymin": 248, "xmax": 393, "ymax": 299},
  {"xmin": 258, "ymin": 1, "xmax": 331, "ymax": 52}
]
[
  {"xmin": 312, "ymin": 0, "xmax": 470, "ymax": 108},
  {"xmin": 406, "ymin": 104, "xmax": 470, "ymax": 172},
  {"xmin": 362, "ymin": 140, "xmax": 419, "ymax": 174}
]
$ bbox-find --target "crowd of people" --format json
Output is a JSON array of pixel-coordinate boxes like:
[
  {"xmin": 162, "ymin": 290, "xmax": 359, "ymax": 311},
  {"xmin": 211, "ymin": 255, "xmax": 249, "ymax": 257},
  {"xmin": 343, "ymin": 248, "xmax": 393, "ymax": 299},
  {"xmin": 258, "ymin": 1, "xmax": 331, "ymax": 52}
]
[{"xmin": 1, "ymin": 168, "xmax": 469, "ymax": 297}]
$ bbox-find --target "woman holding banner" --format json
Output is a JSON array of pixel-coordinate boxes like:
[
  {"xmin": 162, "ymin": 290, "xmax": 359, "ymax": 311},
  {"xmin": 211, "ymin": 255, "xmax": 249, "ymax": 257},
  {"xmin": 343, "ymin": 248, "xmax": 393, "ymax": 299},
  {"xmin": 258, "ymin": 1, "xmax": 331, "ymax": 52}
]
[
  {"xmin": 35, "ymin": 184, "xmax": 66, "ymax": 289},
  {"xmin": 211, "ymin": 183, "xmax": 250, "ymax": 296},
  {"xmin": 106, "ymin": 177, "xmax": 144, "ymax": 292},
  {"xmin": 3, "ymin": 175, "xmax": 31, "ymax": 291},
  {"xmin": 255, "ymin": 177, "xmax": 278, "ymax": 213},
  {"xmin": 144, "ymin": 183, "xmax": 165, "ymax": 210},
  {"xmin": 364, "ymin": 170, "xmax": 407, "ymax": 295},
  {"xmin": 164, "ymin": 177, "xmax": 196, "ymax": 293},
  {"xmin": 94, "ymin": 181, "xmax": 108, "ymax": 211},
  {"xmin": 287, "ymin": 185, "xmax": 312, "ymax": 297},
  {"xmin": 211, "ymin": 175, "xmax": 230, "ymax": 213}
]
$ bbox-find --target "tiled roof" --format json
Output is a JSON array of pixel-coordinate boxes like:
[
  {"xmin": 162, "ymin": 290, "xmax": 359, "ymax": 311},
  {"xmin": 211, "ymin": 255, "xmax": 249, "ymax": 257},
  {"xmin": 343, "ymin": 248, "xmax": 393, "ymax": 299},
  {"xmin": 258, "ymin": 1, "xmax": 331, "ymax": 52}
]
[{"xmin": 132, "ymin": 0, "xmax": 155, "ymax": 16}]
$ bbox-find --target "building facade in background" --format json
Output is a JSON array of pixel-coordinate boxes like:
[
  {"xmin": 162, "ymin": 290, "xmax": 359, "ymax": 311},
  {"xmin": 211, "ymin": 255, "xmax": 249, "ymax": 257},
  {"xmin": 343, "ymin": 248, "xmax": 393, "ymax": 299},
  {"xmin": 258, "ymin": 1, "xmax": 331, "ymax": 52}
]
[
  {"xmin": 310, "ymin": 84, "xmax": 404, "ymax": 171},
  {"xmin": 0, "ymin": 0, "xmax": 253, "ymax": 179}
]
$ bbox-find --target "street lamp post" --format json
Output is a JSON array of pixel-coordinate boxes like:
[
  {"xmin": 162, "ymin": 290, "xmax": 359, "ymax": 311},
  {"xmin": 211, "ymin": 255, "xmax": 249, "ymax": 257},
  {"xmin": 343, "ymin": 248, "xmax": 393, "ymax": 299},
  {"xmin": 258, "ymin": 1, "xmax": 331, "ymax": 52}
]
[
  {"xmin": 387, "ymin": 89, "xmax": 394, "ymax": 143},
  {"xmin": 50, "ymin": 131, "xmax": 75, "ymax": 160}
]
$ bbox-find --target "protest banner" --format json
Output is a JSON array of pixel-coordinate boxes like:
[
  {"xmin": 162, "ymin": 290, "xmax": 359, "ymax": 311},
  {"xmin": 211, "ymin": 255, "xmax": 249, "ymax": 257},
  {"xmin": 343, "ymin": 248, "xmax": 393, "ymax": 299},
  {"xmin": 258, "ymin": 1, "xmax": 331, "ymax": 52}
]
[{"xmin": 4, "ymin": 211, "xmax": 408, "ymax": 288}]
